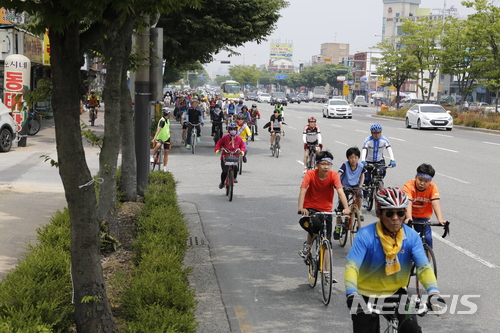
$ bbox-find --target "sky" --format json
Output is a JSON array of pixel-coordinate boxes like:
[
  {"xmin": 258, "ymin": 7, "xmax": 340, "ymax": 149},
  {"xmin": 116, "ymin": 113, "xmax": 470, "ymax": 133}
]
[{"xmin": 204, "ymin": 0, "xmax": 476, "ymax": 77}]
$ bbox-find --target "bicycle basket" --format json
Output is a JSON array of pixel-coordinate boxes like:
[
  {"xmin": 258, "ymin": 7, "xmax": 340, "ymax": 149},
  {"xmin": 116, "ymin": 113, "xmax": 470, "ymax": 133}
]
[{"xmin": 224, "ymin": 156, "xmax": 239, "ymax": 165}]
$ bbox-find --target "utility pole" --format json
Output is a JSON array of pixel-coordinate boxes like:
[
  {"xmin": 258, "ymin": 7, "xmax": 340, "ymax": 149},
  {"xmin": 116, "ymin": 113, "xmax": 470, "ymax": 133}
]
[{"xmin": 134, "ymin": 18, "xmax": 151, "ymax": 196}]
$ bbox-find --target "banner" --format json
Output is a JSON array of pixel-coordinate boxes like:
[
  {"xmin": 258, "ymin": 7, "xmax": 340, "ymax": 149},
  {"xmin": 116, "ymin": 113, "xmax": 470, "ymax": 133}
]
[
  {"xmin": 269, "ymin": 43, "xmax": 293, "ymax": 59},
  {"xmin": 4, "ymin": 54, "xmax": 31, "ymax": 133},
  {"xmin": 43, "ymin": 30, "xmax": 51, "ymax": 66}
]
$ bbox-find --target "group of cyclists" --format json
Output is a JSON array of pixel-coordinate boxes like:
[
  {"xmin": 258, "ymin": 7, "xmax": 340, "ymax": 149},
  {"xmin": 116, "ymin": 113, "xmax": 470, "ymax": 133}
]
[{"xmin": 297, "ymin": 121, "xmax": 448, "ymax": 332}]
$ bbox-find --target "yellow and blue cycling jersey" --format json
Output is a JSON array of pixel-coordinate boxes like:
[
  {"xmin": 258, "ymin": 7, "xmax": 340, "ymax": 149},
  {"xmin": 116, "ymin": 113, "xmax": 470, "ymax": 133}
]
[
  {"xmin": 345, "ymin": 222, "xmax": 438, "ymax": 298},
  {"xmin": 237, "ymin": 123, "xmax": 252, "ymax": 142}
]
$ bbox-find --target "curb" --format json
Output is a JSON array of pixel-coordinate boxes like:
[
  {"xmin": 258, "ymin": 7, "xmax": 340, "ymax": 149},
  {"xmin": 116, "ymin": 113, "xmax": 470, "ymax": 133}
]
[{"xmin": 180, "ymin": 200, "xmax": 231, "ymax": 333}]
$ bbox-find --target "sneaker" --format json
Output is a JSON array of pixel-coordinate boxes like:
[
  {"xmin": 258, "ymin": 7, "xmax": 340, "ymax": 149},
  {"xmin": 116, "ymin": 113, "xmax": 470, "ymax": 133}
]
[
  {"xmin": 163, "ymin": 167, "xmax": 168, "ymax": 172},
  {"xmin": 362, "ymin": 199, "xmax": 368, "ymax": 207},
  {"xmin": 303, "ymin": 168, "xmax": 307, "ymax": 174},
  {"xmin": 218, "ymin": 182, "xmax": 224, "ymax": 189},
  {"xmin": 150, "ymin": 156, "xmax": 154, "ymax": 163},
  {"xmin": 299, "ymin": 242, "xmax": 311, "ymax": 259},
  {"xmin": 234, "ymin": 179, "xmax": 238, "ymax": 184},
  {"xmin": 333, "ymin": 224, "xmax": 341, "ymax": 240},
  {"xmin": 323, "ymin": 272, "xmax": 338, "ymax": 284},
  {"xmin": 359, "ymin": 211, "xmax": 364, "ymax": 222},
  {"xmin": 186, "ymin": 145, "xmax": 191, "ymax": 149},
  {"xmin": 243, "ymin": 156, "xmax": 247, "ymax": 163},
  {"xmin": 255, "ymin": 133, "xmax": 258, "ymax": 136},
  {"xmin": 270, "ymin": 144, "xmax": 274, "ymax": 150},
  {"xmin": 196, "ymin": 137, "xmax": 201, "ymax": 143}
]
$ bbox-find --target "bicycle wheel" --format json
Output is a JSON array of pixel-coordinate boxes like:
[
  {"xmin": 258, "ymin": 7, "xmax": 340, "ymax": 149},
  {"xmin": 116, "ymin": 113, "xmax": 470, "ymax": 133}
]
[
  {"xmin": 191, "ymin": 132, "xmax": 196, "ymax": 154},
  {"xmin": 28, "ymin": 118, "xmax": 41, "ymax": 135},
  {"xmin": 151, "ymin": 151, "xmax": 161, "ymax": 171},
  {"xmin": 228, "ymin": 169, "xmax": 234, "ymax": 201},
  {"xmin": 213, "ymin": 126, "xmax": 220, "ymax": 145},
  {"xmin": 320, "ymin": 239, "xmax": 333, "ymax": 305},
  {"xmin": 275, "ymin": 136, "xmax": 280, "ymax": 158},
  {"xmin": 308, "ymin": 237, "xmax": 319, "ymax": 288},
  {"xmin": 350, "ymin": 206, "xmax": 361, "ymax": 245},
  {"xmin": 367, "ymin": 186, "xmax": 375, "ymax": 212},
  {"xmin": 307, "ymin": 151, "xmax": 315, "ymax": 170},
  {"xmin": 415, "ymin": 244, "xmax": 437, "ymax": 299},
  {"xmin": 338, "ymin": 217, "xmax": 348, "ymax": 247},
  {"xmin": 238, "ymin": 156, "xmax": 243, "ymax": 175},
  {"xmin": 251, "ymin": 125, "xmax": 255, "ymax": 142},
  {"xmin": 90, "ymin": 110, "xmax": 96, "ymax": 127}
]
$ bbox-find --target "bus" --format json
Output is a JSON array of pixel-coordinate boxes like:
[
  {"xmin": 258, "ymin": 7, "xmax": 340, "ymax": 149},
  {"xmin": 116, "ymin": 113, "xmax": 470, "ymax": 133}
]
[{"xmin": 220, "ymin": 80, "xmax": 241, "ymax": 100}]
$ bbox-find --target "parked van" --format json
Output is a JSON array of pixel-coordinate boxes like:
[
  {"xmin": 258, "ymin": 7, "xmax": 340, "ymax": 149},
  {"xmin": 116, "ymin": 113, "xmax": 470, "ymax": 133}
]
[{"xmin": 354, "ymin": 95, "xmax": 368, "ymax": 107}]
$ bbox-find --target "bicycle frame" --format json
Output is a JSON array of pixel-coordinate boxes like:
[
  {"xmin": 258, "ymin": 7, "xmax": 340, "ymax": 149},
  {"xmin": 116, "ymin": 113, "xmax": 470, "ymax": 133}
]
[
  {"xmin": 364, "ymin": 162, "xmax": 389, "ymax": 211},
  {"xmin": 222, "ymin": 148, "xmax": 241, "ymax": 202}
]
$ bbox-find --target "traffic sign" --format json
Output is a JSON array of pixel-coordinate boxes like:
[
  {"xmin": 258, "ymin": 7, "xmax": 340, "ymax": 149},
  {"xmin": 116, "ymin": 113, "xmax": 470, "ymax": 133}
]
[
  {"xmin": 245, "ymin": 84, "xmax": 251, "ymax": 89},
  {"xmin": 275, "ymin": 74, "xmax": 288, "ymax": 80},
  {"xmin": 337, "ymin": 76, "xmax": 346, "ymax": 81}
]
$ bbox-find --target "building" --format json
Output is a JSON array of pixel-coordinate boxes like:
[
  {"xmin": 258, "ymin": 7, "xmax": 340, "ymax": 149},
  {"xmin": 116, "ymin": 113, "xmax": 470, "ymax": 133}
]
[{"xmin": 313, "ymin": 43, "xmax": 350, "ymax": 65}]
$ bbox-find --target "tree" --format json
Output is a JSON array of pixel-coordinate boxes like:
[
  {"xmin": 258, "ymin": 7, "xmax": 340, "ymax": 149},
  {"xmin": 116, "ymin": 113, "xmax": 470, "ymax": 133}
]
[
  {"xmin": 440, "ymin": 16, "xmax": 487, "ymax": 107},
  {"xmin": 228, "ymin": 65, "xmax": 261, "ymax": 87},
  {"xmin": 376, "ymin": 38, "xmax": 419, "ymax": 108},
  {"xmin": 158, "ymin": 0, "xmax": 288, "ymax": 71},
  {"xmin": 399, "ymin": 17, "xmax": 443, "ymax": 102}
]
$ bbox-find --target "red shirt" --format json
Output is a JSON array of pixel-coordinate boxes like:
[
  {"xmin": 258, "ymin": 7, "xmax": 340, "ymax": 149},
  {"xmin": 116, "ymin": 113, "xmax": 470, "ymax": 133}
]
[
  {"xmin": 301, "ymin": 169, "xmax": 343, "ymax": 212},
  {"xmin": 214, "ymin": 134, "xmax": 246, "ymax": 160},
  {"xmin": 403, "ymin": 180, "xmax": 440, "ymax": 219}
]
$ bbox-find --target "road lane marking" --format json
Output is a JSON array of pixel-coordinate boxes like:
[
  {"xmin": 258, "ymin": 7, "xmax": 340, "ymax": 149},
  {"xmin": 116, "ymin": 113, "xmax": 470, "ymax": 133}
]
[
  {"xmin": 329, "ymin": 123, "xmax": 341, "ymax": 128},
  {"xmin": 287, "ymin": 126, "xmax": 296, "ymax": 130},
  {"xmin": 434, "ymin": 133, "xmax": 453, "ymax": 138},
  {"xmin": 297, "ymin": 160, "xmax": 304, "ymax": 165},
  {"xmin": 234, "ymin": 306, "xmax": 254, "ymax": 333},
  {"xmin": 436, "ymin": 172, "xmax": 470, "ymax": 184},
  {"xmin": 335, "ymin": 141, "xmax": 348, "ymax": 146},
  {"xmin": 433, "ymin": 146, "xmax": 458, "ymax": 153},
  {"xmin": 356, "ymin": 129, "xmax": 368, "ymax": 134},
  {"xmin": 433, "ymin": 232, "xmax": 496, "ymax": 268},
  {"xmin": 483, "ymin": 141, "xmax": 500, "ymax": 146},
  {"xmin": 388, "ymin": 136, "xmax": 405, "ymax": 142}
]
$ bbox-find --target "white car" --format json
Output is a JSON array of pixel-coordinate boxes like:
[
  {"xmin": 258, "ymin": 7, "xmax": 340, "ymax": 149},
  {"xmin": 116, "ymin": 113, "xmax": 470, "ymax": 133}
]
[
  {"xmin": 322, "ymin": 99, "xmax": 352, "ymax": 118},
  {"xmin": 0, "ymin": 103, "xmax": 18, "ymax": 152},
  {"xmin": 257, "ymin": 93, "xmax": 271, "ymax": 103},
  {"xmin": 405, "ymin": 104, "xmax": 453, "ymax": 131}
]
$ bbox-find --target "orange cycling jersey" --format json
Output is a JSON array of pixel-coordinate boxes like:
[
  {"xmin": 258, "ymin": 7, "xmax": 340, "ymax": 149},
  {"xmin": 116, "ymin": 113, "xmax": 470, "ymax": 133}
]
[
  {"xmin": 403, "ymin": 180, "xmax": 440, "ymax": 219},
  {"xmin": 301, "ymin": 169, "xmax": 343, "ymax": 212}
]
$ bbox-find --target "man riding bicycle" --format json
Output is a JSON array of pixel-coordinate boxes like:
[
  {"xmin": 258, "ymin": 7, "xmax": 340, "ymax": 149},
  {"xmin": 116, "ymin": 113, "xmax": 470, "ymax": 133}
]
[
  {"xmin": 298, "ymin": 150, "xmax": 350, "ymax": 283},
  {"xmin": 345, "ymin": 187, "xmax": 446, "ymax": 333},
  {"xmin": 184, "ymin": 99, "xmax": 204, "ymax": 149},
  {"xmin": 250, "ymin": 104, "xmax": 261, "ymax": 135},
  {"xmin": 361, "ymin": 124, "xmax": 396, "ymax": 207},
  {"xmin": 269, "ymin": 109, "xmax": 283, "ymax": 150},
  {"xmin": 302, "ymin": 116, "xmax": 323, "ymax": 174},
  {"xmin": 87, "ymin": 91, "xmax": 100, "ymax": 121}
]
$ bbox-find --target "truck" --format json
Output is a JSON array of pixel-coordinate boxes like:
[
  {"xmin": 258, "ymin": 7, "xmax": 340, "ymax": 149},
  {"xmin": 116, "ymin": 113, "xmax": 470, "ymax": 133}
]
[
  {"xmin": 312, "ymin": 86, "xmax": 327, "ymax": 103},
  {"xmin": 354, "ymin": 95, "xmax": 368, "ymax": 107}
]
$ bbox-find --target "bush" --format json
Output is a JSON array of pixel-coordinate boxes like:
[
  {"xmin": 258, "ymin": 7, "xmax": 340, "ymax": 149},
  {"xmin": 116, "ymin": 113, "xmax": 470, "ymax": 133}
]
[
  {"xmin": 120, "ymin": 171, "xmax": 197, "ymax": 332},
  {"xmin": 0, "ymin": 209, "xmax": 74, "ymax": 332}
]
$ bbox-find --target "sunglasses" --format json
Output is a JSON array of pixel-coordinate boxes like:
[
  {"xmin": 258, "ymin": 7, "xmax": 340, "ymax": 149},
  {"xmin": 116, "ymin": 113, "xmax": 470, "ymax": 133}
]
[{"xmin": 384, "ymin": 210, "xmax": 406, "ymax": 218}]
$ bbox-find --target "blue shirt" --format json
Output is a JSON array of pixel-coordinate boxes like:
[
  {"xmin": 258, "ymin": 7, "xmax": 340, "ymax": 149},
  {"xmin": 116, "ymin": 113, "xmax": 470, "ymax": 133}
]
[{"xmin": 339, "ymin": 161, "xmax": 366, "ymax": 188}]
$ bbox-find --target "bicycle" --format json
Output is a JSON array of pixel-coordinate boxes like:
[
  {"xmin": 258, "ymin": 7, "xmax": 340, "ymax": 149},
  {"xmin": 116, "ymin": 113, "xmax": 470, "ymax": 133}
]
[
  {"xmin": 407, "ymin": 220, "xmax": 450, "ymax": 299},
  {"xmin": 88, "ymin": 105, "xmax": 98, "ymax": 126},
  {"xmin": 187, "ymin": 122, "xmax": 200, "ymax": 154},
  {"xmin": 27, "ymin": 110, "xmax": 41, "ymax": 135},
  {"xmin": 364, "ymin": 162, "xmax": 390, "ymax": 211},
  {"xmin": 270, "ymin": 130, "xmax": 282, "ymax": 158},
  {"xmin": 356, "ymin": 292, "xmax": 429, "ymax": 333},
  {"xmin": 336, "ymin": 187, "xmax": 363, "ymax": 247},
  {"xmin": 300, "ymin": 211, "xmax": 336, "ymax": 305},
  {"xmin": 221, "ymin": 148, "xmax": 241, "ymax": 202},
  {"xmin": 213, "ymin": 121, "xmax": 223, "ymax": 145},
  {"xmin": 249, "ymin": 120, "xmax": 256, "ymax": 142},
  {"xmin": 150, "ymin": 139, "xmax": 165, "ymax": 171},
  {"xmin": 305, "ymin": 144, "xmax": 317, "ymax": 171}
]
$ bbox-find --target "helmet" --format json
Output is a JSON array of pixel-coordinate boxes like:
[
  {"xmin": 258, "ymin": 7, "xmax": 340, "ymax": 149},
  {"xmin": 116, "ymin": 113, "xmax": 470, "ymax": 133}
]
[
  {"xmin": 308, "ymin": 117, "xmax": 317, "ymax": 122},
  {"xmin": 375, "ymin": 187, "xmax": 409, "ymax": 210},
  {"xmin": 241, "ymin": 105, "xmax": 248, "ymax": 110},
  {"xmin": 370, "ymin": 124, "xmax": 383, "ymax": 133},
  {"xmin": 236, "ymin": 113, "xmax": 245, "ymax": 120},
  {"xmin": 162, "ymin": 108, "xmax": 170, "ymax": 116},
  {"xmin": 252, "ymin": 104, "xmax": 257, "ymax": 107},
  {"xmin": 228, "ymin": 122, "xmax": 238, "ymax": 131}
]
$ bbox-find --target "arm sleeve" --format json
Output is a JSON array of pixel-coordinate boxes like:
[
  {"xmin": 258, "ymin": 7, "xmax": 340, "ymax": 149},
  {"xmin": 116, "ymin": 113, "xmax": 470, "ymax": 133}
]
[
  {"xmin": 303, "ymin": 133, "xmax": 307, "ymax": 144},
  {"xmin": 361, "ymin": 147, "xmax": 367, "ymax": 162},
  {"xmin": 317, "ymin": 133, "xmax": 322, "ymax": 144},
  {"xmin": 386, "ymin": 146, "xmax": 395, "ymax": 161}
]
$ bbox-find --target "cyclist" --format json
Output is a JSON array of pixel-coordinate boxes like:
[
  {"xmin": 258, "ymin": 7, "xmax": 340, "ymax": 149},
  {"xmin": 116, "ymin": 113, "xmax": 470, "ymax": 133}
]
[
  {"xmin": 150, "ymin": 108, "xmax": 172, "ymax": 171},
  {"xmin": 269, "ymin": 109, "xmax": 283, "ymax": 150},
  {"xmin": 87, "ymin": 91, "xmax": 100, "ymax": 121},
  {"xmin": 298, "ymin": 150, "xmax": 350, "ymax": 283},
  {"xmin": 403, "ymin": 163, "xmax": 447, "ymax": 248},
  {"xmin": 302, "ymin": 116, "xmax": 323, "ymax": 174},
  {"xmin": 361, "ymin": 124, "xmax": 396, "ymax": 207},
  {"xmin": 335, "ymin": 147, "xmax": 366, "ymax": 233},
  {"xmin": 235, "ymin": 114, "xmax": 252, "ymax": 163},
  {"xmin": 184, "ymin": 99, "xmax": 204, "ymax": 149},
  {"xmin": 226, "ymin": 100, "xmax": 236, "ymax": 120},
  {"xmin": 235, "ymin": 100, "xmax": 245, "ymax": 113},
  {"xmin": 249, "ymin": 104, "xmax": 261, "ymax": 135},
  {"xmin": 274, "ymin": 101, "xmax": 284, "ymax": 117},
  {"xmin": 210, "ymin": 104, "xmax": 226, "ymax": 139},
  {"xmin": 236, "ymin": 105, "xmax": 252, "ymax": 125},
  {"xmin": 345, "ymin": 187, "xmax": 445, "ymax": 333},
  {"xmin": 215, "ymin": 122, "xmax": 246, "ymax": 189}
]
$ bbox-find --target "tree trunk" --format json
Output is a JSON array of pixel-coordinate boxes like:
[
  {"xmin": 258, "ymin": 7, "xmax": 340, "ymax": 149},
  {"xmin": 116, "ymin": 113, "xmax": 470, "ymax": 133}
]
[
  {"xmin": 120, "ymin": 29, "xmax": 138, "ymax": 202},
  {"xmin": 98, "ymin": 17, "xmax": 137, "ymax": 221},
  {"xmin": 49, "ymin": 26, "xmax": 116, "ymax": 332}
]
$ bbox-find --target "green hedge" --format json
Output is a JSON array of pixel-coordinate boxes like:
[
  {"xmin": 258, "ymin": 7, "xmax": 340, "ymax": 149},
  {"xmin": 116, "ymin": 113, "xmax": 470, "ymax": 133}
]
[
  {"xmin": 0, "ymin": 171, "xmax": 197, "ymax": 332},
  {"xmin": 120, "ymin": 171, "xmax": 197, "ymax": 332}
]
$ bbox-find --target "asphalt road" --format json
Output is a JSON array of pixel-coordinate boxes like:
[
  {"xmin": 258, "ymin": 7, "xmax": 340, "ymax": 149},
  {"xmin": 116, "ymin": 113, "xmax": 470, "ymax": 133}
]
[{"xmin": 169, "ymin": 101, "xmax": 500, "ymax": 333}]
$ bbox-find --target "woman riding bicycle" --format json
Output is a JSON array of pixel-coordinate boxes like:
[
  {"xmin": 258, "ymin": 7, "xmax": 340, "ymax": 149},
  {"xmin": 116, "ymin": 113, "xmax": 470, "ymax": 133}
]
[{"xmin": 214, "ymin": 123, "xmax": 246, "ymax": 189}]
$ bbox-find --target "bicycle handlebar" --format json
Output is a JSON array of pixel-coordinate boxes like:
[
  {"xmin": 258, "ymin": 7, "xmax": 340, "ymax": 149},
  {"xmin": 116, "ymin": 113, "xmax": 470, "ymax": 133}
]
[{"xmin": 408, "ymin": 220, "xmax": 450, "ymax": 238}]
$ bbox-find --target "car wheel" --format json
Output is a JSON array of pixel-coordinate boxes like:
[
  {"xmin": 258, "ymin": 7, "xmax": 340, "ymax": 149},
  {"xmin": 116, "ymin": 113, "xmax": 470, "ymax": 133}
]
[
  {"xmin": 323, "ymin": 110, "xmax": 326, "ymax": 118},
  {"xmin": 446, "ymin": 127, "xmax": 452, "ymax": 131},
  {"xmin": 348, "ymin": 116, "xmax": 352, "ymax": 119},
  {"xmin": 417, "ymin": 119, "xmax": 422, "ymax": 130},
  {"xmin": 405, "ymin": 118, "xmax": 411, "ymax": 128},
  {"xmin": 0, "ymin": 128, "xmax": 13, "ymax": 152}
]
